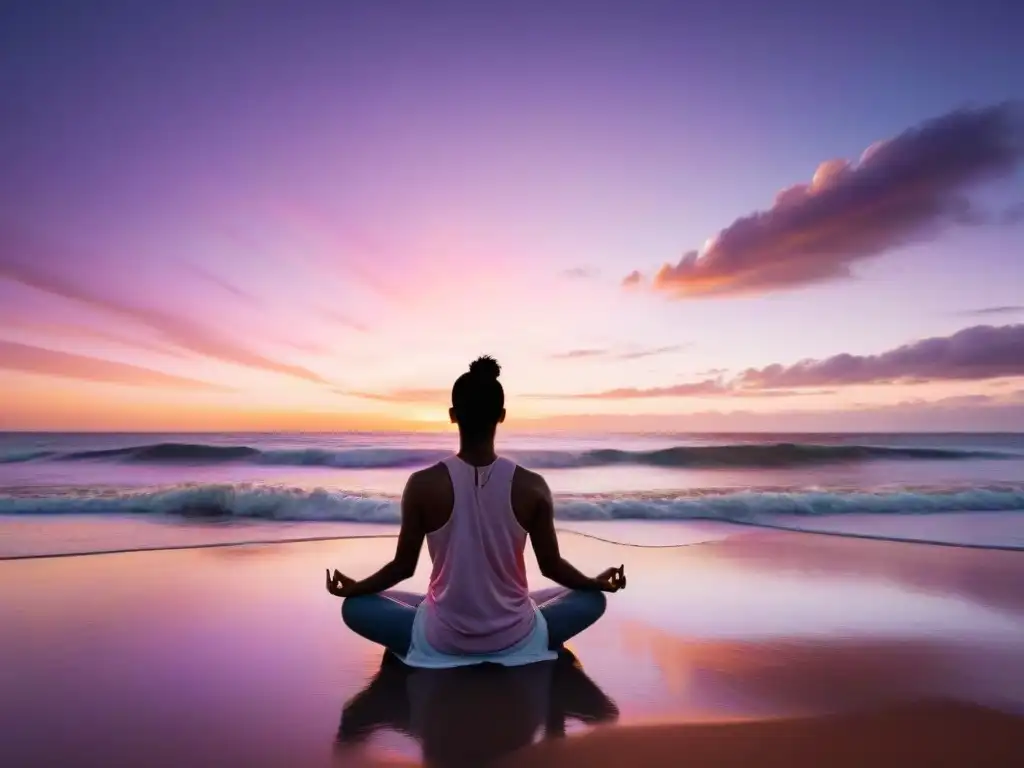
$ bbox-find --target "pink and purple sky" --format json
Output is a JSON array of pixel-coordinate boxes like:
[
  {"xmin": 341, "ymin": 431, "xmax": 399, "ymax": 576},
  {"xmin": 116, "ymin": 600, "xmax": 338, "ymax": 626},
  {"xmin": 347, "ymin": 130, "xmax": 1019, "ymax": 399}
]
[{"xmin": 2, "ymin": 1, "xmax": 1023, "ymax": 432}]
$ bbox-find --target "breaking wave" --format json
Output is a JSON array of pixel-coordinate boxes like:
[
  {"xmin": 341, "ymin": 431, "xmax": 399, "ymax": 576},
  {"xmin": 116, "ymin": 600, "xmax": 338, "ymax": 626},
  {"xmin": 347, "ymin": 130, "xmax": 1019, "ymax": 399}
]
[
  {"xmin": 1, "ymin": 441, "xmax": 1014, "ymax": 470},
  {"xmin": 3, "ymin": 483, "xmax": 1023, "ymax": 524}
]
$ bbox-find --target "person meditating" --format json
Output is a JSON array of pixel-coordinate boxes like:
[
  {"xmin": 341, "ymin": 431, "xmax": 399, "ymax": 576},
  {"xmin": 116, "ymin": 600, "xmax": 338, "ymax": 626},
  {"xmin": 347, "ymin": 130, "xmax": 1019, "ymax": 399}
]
[{"xmin": 326, "ymin": 355, "xmax": 625, "ymax": 667}]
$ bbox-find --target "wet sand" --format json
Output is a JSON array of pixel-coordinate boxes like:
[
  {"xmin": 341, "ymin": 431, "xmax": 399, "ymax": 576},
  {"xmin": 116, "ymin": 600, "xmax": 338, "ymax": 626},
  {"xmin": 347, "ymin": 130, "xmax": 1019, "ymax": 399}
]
[
  {"xmin": 487, "ymin": 702, "xmax": 1024, "ymax": 768},
  {"xmin": 2, "ymin": 525, "xmax": 1023, "ymax": 766}
]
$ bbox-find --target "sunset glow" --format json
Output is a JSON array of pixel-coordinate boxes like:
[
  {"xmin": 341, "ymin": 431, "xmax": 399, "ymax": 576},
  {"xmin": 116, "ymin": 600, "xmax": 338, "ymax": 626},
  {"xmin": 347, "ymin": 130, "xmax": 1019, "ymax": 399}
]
[{"xmin": 2, "ymin": 3, "xmax": 1023, "ymax": 432}]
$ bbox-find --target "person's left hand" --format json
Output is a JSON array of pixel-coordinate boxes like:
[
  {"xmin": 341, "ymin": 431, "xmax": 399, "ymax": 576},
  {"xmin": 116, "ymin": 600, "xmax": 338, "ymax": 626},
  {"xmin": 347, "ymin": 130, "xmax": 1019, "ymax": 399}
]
[
  {"xmin": 326, "ymin": 568, "xmax": 356, "ymax": 597},
  {"xmin": 594, "ymin": 565, "xmax": 626, "ymax": 592}
]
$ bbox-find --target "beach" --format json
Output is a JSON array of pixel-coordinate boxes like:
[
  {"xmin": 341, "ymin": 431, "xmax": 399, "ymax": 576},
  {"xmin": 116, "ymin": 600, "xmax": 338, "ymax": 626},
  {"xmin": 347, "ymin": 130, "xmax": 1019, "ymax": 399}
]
[
  {"xmin": 3, "ymin": 518, "xmax": 1023, "ymax": 767},
  {"xmin": 3, "ymin": 431, "xmax": 1024, "ymax": 765},
  {"xmin": 7, "ymin": 1, "xmax": 1024, "ymax": 762}
]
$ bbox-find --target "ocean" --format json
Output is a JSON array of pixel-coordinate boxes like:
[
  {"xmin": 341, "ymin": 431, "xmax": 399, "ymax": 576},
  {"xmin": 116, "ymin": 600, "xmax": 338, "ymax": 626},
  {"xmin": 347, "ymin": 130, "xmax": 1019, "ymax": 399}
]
[{"xmin": 2, "ymin": 431, "xmax": 1024, "ymax": 557}]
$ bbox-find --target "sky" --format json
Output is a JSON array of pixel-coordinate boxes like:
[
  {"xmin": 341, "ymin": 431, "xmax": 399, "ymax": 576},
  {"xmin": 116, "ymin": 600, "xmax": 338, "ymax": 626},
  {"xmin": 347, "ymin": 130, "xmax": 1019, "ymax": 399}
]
[{"xmin": 2, "ymin": 0, "xmax": 1024, "ymax": 432}]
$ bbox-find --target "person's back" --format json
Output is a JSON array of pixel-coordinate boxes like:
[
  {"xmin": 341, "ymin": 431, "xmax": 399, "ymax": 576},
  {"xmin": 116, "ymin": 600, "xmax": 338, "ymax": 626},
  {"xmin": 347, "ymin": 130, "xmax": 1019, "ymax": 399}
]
[
  {"xmin": 327, "ymin": 355, "xmax": 626, "ymax": 666},
  {"xmin": 423, "ymin": 455, "xmax": 534, "ymax": 653}
]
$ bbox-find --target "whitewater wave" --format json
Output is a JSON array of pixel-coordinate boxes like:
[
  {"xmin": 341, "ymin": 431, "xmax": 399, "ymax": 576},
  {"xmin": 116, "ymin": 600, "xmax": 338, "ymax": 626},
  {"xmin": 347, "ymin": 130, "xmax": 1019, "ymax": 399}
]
[
  {"xmin": 1, "ymin": 441, "xmax": 1015, "ymax": 470},
  {"xmin": 3, "ymin": 483, "xmax": 1023, "ymax": 523}
]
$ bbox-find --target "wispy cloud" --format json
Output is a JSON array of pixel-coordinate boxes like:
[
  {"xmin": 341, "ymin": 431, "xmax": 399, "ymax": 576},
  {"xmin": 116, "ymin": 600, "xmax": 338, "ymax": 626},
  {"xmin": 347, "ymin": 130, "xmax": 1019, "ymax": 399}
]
[
  {"xmin": 736, "ymin": 388, "xmax": 838, "ymax": 398},
  {"xmin": 549, "ymin": 348, "xmax": 608, "ymax": 360},
  {"xmin": 533, "ymin": 324, "xmax": 1024, "ymax": 399},
  {"xmin": 0, "ymin": 230, "xmax": 329, "ymax": 383},
  {"xmin": 561, "ymin": 267, "xmax": 598, "ymax": 279},
  {"xmin": 0, "ymin": 340, "xmax": 228, "ymax": 391},
  {"xmin": 271, "ymin": 338, "xmax": 333, "ymax": 356},
  {"xmin": 186, "ymin": 264, "xmax": 261, "ymax": 306},
  {"xmin": 340, "ymin": 387, "xmax": 449, "ymax": 404},
  {"xmin": 530, "ymin": 383, "xmax": 835, "ymax": 400},
  {"xmin": 516, "ymin": 395, "xmax": 1024, "ymax": 432},
  {"xmin": 318, "ymin": 307, "xmax": 370, "ymax": 333},
  {"xmin": 179, "ymin": 268, "xmax": 335, "ymax": 354},
  {"xmin": 531, "ymin": 379, "xmax": 729, "ymax": 399},
  {"xmin": 617, "ymin": 344, "xmax": 689, "ymax": 360},
  {"xmin": 269, "ymin": 202, "xmax": 409, "ymax": 304},
  {"xmin": 956, "ymin": 305, "xmax": 1024, "ymax": 317},
  {"xmin": 625, "ymin": 103, "xmax": 1024, "ymax": 298},
  {"xmin": 549, "ymin": 344, "xmax": 688, "ymax": 361},
  {"xmin": 0, "ymin": 315, "xmax": 178, "ymax": 356},
  {"xmin": 622, "ymin": 270, "xmax": 643, "ymax": 288}
]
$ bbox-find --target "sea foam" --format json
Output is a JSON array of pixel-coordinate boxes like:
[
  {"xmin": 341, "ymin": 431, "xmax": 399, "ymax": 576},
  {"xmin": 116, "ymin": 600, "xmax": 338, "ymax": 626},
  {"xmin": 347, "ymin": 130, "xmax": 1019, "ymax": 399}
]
[{"xmin": 4, "ymin": 483, "xmax": 1023, "ymax": 524}]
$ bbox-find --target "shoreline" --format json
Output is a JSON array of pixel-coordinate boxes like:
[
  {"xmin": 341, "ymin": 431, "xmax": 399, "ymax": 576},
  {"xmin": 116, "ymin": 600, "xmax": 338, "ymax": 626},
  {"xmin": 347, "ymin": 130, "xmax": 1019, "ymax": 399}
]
[{"xmin": 3, "ymin": 511, "xmax": 1024, "ymax": 562}]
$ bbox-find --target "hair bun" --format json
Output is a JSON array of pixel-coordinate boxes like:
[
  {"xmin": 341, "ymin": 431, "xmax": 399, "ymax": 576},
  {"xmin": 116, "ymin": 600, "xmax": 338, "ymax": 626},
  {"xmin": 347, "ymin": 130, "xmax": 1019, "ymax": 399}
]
[{"xmin": 468, "ymin": 355, "xmax": 501, "ymax": 380}]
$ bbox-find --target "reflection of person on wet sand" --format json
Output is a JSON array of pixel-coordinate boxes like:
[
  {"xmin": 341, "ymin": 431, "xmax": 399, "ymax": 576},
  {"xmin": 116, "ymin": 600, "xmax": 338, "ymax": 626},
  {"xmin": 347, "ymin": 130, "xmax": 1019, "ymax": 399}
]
[{"xmin": 336, "ymin": 649, "xmax": 618, "ymax": 766}]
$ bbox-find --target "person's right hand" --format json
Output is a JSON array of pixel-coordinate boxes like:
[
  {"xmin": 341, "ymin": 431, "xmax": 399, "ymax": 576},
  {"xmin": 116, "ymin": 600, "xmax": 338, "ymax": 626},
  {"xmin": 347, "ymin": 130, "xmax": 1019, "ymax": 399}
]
[
  {"xmin": 326, "ymin": 568, "xmax": 357, "ymax": 597},
  {"xmin": 594, "ymin": 565, "xmax": 626, "ymax": 592}
]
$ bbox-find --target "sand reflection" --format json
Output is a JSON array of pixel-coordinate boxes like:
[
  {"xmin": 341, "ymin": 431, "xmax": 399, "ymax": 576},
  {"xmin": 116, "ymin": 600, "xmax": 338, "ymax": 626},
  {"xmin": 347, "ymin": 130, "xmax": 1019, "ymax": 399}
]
[{"xmin": 335, "ymin": 650, "xmax": 618, "ymax": 767}]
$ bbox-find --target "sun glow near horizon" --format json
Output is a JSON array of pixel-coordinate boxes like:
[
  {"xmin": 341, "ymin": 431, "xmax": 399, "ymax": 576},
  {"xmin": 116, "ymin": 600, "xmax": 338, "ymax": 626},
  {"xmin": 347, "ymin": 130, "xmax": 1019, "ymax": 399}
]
[{"xmin": 1, "ymin": 4, "xmax": 1023, "ymax": 432}]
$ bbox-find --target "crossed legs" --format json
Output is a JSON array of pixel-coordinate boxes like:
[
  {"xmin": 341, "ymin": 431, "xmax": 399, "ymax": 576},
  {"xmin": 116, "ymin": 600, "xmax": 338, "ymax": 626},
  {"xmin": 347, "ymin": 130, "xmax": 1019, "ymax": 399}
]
[{"xmin": 341, "ymin": 588, "xmax": 606, "ymax": 656}]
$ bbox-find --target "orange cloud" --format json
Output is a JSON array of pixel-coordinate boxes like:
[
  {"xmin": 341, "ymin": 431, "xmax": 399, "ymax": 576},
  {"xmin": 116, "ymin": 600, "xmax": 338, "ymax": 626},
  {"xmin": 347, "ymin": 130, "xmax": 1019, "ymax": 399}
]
[
  {"xmin": 626, "ymin": 104, "xmax": 1024, "ymax": 298},
  {"xmin": 0, "ymin": 340, "xmax": 227, "ymax": 391},
  {"xmin": 0, "ymin": 316, "xmax": 177, "ymax": 356}
]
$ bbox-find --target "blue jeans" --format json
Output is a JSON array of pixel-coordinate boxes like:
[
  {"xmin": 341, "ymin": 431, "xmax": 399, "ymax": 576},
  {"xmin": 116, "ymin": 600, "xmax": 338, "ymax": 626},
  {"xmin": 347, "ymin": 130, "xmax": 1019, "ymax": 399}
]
[{"xmin": 341, "ymin": 587, "xmax": 607, "ymax": 656}]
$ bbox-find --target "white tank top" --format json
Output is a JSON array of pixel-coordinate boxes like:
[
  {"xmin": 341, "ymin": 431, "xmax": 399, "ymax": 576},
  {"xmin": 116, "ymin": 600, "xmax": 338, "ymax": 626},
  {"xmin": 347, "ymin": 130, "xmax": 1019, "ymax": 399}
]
[{"xmin": 400, "ymin": 455, "xmax": 556, "ymax": 668}]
